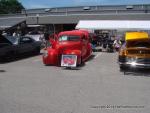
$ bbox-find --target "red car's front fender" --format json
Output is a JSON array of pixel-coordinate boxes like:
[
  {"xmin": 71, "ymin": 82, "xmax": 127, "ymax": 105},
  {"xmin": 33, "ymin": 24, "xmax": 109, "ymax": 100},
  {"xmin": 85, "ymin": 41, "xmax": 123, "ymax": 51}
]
[{"xmin": 42, "ymin": 48, "xmax": 59, "ymax": 65}]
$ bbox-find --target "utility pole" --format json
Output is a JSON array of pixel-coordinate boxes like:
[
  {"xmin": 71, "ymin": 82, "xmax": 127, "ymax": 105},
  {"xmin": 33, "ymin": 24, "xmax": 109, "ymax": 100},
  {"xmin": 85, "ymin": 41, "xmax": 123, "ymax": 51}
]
[{"xmin": 36, "ymin": 14, "xmax": 39, "ymax": 25}]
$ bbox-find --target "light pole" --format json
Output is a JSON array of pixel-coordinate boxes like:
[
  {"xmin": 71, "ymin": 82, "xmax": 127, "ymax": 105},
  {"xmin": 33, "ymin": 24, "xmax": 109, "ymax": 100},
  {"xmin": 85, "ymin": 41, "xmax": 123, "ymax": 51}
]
[
  {"xmin": 53, "ymin": 24, "xmax": 55, "ymax": 34},
  {"xmin": 36, "ymin": 14, "xmax": 39, "ymax": 25}
]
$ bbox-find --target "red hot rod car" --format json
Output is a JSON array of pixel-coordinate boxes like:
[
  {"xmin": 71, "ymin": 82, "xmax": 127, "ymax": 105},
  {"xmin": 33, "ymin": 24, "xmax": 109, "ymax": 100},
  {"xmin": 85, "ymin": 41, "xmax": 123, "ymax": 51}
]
[{"xmin": 42, "ymin": 30, "xmax": 92, "ymax": 67}]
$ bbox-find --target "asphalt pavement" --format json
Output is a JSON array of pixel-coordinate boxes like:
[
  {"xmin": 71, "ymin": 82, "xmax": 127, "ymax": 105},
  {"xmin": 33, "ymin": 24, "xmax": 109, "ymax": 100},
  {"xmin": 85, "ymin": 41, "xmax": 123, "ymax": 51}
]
[{"xmin": 0, "ymin": 52, "xmax": 150, "ymax": 113}]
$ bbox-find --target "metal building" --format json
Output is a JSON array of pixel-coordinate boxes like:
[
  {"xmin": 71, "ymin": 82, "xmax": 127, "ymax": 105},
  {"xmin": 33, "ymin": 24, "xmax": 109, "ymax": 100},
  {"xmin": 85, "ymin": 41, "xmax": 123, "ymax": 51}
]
[{"xmin": 0, "ymin": 4, "xmax": 150, "ymax": 32}]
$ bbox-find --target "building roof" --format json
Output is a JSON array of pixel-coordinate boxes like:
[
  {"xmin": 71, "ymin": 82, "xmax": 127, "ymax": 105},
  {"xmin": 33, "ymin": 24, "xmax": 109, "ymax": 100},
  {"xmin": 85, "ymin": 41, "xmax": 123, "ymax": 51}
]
[
  {"xmin": 0, "ymin": 17, "xmax": 25, "ymax": 30},
  {"xmin": 0, "ymin": 4, "xmax": 150, "ymax": 25},
  {"xmin": 23, "ymin": 4, "xmax": 150, "ymax": 14}
]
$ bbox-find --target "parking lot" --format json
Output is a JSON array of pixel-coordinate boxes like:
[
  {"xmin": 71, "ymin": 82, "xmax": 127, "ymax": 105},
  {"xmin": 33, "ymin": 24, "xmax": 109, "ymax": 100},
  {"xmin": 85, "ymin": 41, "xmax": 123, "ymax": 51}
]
[{"xmin": 0, "ymin": 52, "xmax": 150, "ymax": 113}]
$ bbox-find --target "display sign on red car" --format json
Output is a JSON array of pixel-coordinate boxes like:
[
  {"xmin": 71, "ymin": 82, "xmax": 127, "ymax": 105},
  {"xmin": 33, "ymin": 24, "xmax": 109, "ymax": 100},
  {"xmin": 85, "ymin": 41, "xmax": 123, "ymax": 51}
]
[{"xmin": 61, "ymin": 55, "xmax": 77, "ymax": 67}]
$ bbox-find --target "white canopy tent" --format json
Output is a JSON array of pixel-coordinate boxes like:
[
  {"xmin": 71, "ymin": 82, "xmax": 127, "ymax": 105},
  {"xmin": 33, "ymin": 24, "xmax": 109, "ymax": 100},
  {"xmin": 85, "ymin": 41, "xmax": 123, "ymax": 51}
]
[{"xmin": 76, "ymin": 20, "xmax": 150, "ymax": 30}]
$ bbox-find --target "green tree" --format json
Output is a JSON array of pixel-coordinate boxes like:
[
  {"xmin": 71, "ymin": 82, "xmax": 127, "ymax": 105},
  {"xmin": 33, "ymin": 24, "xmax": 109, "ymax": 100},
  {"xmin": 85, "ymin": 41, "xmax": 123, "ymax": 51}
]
[{"xmin": 0, "ymin": 0, "xmax": 24, "ymax": 14}]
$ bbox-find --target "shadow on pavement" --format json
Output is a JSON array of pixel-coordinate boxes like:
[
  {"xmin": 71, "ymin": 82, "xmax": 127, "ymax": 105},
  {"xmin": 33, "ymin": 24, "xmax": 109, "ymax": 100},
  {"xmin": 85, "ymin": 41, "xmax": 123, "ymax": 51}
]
[
  {"xmin": 86, "ymin": 54, "xmax": 95, "ymax": 62},
  {"xmin": 0, "ymin": 53, "xmax": 41, "ymax": 64},
  {"xmin": 121, "ymin": 68, "xmax": 150, "ymax": 77},
  {"xmin": 0, "ymin": 70, "xmax": 6, "ymax": 73}
]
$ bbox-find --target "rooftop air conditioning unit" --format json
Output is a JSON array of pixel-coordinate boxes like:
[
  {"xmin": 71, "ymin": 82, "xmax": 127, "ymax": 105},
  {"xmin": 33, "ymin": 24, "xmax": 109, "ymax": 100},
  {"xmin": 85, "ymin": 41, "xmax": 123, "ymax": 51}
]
[
  {"xmin": 83, "ymin": 6, "xmax": 91, "ymax": 10},
  {"xmin": 126, "ymin": 5, "xmax": 133, "ymax": 9},
  {"xmin": 45, "ymin": 8, "xmax": 51, "ymax": 12}
]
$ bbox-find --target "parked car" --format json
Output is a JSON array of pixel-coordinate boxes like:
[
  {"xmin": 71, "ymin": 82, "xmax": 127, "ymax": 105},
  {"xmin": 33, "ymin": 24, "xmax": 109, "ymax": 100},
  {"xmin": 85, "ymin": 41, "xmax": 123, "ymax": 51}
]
[
  {"xmin": 26, "ymin": 31, "xmax": 44, "ymax": 42},
  {"xmin": 26, "ymin": 31, "xmax": 45, "ymax": 48},
  {"xmin": 0, "ymin": 35, "xmax": 41, "ymax": 60},
  {"xmin": 0, "ymin": 35, "xmax": 15, "ymax": 60},
  {"xmin": 118, "ymin": 31, "xmax": 150, "ymax": 70},
  {"xmin": 42, "ymin": 30, "xmax": 92, "ymax": 67}
]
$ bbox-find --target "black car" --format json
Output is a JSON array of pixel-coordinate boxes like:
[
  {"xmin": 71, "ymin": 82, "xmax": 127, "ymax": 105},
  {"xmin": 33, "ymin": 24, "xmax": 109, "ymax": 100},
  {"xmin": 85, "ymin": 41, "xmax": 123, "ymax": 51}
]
[
  {"xmin": 0, "ymin": 35, "xmax": 41, "ymax": 60},
  {"xmin": 0, "ymin": 35, "xmax": 14, "ymax": 60}
]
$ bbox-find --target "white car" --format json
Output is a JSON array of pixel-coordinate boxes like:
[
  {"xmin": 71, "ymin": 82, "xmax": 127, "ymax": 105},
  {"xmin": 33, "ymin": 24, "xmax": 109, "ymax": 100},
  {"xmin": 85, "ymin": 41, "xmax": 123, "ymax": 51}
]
[{"xmin": 26, "ymin": 31, "xmax": 44, "ymax": 42}]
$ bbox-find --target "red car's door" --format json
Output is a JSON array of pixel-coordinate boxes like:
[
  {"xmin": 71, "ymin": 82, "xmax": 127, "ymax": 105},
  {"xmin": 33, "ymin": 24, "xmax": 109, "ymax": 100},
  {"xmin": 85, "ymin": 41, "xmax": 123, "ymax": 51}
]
[{"xmin": 81, "ymin": 36, "xmax": 88, "ymax": 58}]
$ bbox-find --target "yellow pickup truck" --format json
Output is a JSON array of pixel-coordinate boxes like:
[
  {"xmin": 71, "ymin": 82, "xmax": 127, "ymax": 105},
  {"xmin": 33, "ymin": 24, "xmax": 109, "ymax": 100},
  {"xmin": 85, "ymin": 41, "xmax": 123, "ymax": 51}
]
[{"xmin": 118, "ymin": 31, "xmax": 150, "ymax": 70}]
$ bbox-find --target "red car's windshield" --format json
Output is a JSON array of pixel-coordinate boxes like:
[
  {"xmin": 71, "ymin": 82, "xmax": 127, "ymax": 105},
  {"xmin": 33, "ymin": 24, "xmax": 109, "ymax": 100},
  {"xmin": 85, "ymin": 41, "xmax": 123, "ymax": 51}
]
[{"xmin": 59, "ymin": 35, "xmax": 80, "ymax": 42}]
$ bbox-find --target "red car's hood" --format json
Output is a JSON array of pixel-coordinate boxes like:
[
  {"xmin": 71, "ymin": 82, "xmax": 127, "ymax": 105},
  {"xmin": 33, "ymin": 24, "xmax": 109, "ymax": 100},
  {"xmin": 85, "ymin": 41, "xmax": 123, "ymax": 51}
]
[{"xmin": 55, "ymin": 41, "xmax": 81, "ymax": 53}]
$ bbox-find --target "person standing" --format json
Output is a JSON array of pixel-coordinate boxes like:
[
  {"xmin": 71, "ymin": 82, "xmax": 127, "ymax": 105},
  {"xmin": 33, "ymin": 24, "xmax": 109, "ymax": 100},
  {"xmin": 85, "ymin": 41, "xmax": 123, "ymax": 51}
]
[
  {"xmin": 113, "ymin": 39, "xmax": 122, "ymax": 52},
  {"xmin": 2, "ymin": 31, "xmax": 7, "ymax": 36},
  {"xmin": 12, "ymin": 32, "xmax": 16, "ymax": 36},
  {"xmin": 44, "ymin": 30, "xmax": 49, "ymax": 48}
]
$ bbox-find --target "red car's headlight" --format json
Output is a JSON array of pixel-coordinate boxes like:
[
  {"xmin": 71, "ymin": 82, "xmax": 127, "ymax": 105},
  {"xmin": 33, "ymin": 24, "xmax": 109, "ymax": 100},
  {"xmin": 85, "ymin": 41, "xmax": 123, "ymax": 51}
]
[{"xmin": 43, "ymin": 50, "xmax": 48, "ymax": 57}]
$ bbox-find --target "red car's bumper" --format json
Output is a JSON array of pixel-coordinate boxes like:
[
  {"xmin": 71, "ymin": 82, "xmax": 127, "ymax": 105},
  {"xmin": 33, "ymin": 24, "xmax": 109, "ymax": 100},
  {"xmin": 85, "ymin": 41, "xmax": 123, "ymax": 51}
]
[{"xmin": 42, "ymin": 49, "xmax": 82, "ymax": 66}]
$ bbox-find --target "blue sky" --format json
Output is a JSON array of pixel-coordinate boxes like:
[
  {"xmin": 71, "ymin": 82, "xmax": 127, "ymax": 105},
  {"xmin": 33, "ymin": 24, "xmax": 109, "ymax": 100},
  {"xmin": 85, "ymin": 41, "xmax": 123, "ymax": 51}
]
[{"xmin": 18, "ymin": 0, "xmax": 150, "ymax": 9}]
